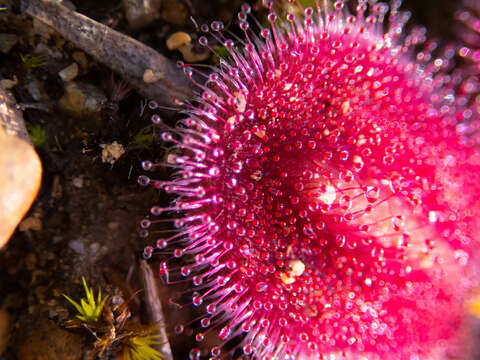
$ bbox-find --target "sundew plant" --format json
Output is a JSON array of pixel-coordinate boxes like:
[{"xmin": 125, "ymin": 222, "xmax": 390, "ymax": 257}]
[{"xmin": 139, "ymin": 1, "xmax": 480, "ymax": 359}]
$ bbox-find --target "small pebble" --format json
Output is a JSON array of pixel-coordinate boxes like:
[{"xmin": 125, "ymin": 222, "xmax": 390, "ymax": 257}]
[
  {"xmin": 69, "ymin": 239, "xmax": 85, "ymax": 254},
  {"xmin": 143, "ymin": 68, "xmax": 160, "ymax": 83},
  {"xmin": 178, "ymin": 42, "xmax": 210, "ymax": 63},
  {"xmin": 101, "ymin": 141, "xmax": 126, "ymax": 164},
  {"xmin": 0, "ymin": 77, "xmax": 18, "ymax": 90},
  {"xmin": 72, "ymin": 176, "xmax": 83, "ymax": 188},
  {"xmin": 166, "ymin": 31, "xmax": 191, "ymax": 51},
  {"xmin": 89, "ymin": 242, "xmax": 100, "ymax": 255},
  {"xmin": 26, "ymin": 79, "xmax": 48, "ymax": 102},
  {"xmin": 34, "ymin": 42, "xmax": 62, "ymax": 59},
  {"xmin": 58, "ymin": 63, "xmax": 79, "ymax": 82},
  {"xmin": 71, "ymin": 51, "xmax": 88, "ymax": 71},
  {"xmin": 58, "ymin": 82, "xmax": 106, "ymax": 115}
]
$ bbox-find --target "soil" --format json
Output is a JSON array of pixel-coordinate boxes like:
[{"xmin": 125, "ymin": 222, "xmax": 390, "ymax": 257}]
[{"xmin": 0, "ymin": 0, "xmax": 472, "ymax": 359}]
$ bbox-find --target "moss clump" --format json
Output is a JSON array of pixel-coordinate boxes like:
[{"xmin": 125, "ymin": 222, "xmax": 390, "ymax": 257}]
[
  {"xmin": 63, "ymin": 276, "xmax": 109, "ymax": 323},
  {"xmin": 27, "ymin": 124, "xmax": 46, "ymax": 148},
  {"xmin": 63, "ymin": 277, "xmax": 164, "ymax": 360}
]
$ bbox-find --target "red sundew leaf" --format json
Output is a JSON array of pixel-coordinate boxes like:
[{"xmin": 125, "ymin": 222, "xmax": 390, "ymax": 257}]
[{"xmin": 139, "ymin": 1, "xmax": 480, "ymax": 359}]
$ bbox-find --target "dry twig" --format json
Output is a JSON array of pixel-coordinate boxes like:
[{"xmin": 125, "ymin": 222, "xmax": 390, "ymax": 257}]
[
  {"xmin": 17, "ymin": 0, "xmax": 194, "ymax": 105},
  {"xmin": 139, "ymin": 259, "xmax": 173, "ymax": 360}
]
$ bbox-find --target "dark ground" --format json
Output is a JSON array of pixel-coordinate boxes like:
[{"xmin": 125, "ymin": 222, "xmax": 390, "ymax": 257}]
[{"xmin": 0, "ymin": 0, "xmax": 473, "ymax": 359}]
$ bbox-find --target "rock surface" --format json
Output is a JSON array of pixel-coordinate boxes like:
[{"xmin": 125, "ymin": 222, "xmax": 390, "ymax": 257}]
[{"xmin": 16, "ymin": 318, "xmax": 84, "ymax": 360}]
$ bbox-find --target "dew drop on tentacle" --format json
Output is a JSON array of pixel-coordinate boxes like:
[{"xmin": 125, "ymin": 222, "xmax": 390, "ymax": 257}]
[
  {"xmin": 137, "ymin": 1, "xmax": 480, "ymax": 359},
  {"xmin": 189, "ymin": 348, "xmax": 201, "ymax": 360}
]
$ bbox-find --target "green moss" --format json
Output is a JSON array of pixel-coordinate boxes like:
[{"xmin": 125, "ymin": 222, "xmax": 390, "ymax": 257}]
[
  {"xmin": 299, "ymin": 0, "xmax": 317, "ymax": 8},
  {"xmin": 213, "ymin": 45, "xmax": 232, "ymax": 61},
  {"xmin": 63, "ymin": 277, "xmax": 109, "ymax": 323},
  {"xmin": 63, "ymin": 277, "xmax": 166, "ymax": 360},
  {"xmin": 122, "ymin": 334, "xmax": 164, "ymax": 360},
  {"xmin": 27, "ymin": 124, "xmax": 46, "ymax": 148},
  {"xmin": 20, "ymin": 54, "xmax": 47, "ymax": 72},
  {"xmin": 130, "ymin": 126, "xmax": 154, "ymax": 149}
]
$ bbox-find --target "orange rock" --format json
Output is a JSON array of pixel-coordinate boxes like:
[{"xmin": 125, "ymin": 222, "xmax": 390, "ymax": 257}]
[{"xmin": 0, "ymin": 90, "xmax": 42, "ymax": 247}]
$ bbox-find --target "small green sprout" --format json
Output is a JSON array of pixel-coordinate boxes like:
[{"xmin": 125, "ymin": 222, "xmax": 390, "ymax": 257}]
[
  {"xmin": 63, "ymin": 277, "xmax": 109, "ymax": 323},
  {"xmin": 212, "ymin": 44, "xmax": 239, "ymax": 65},
  {"xmin": 20, "ymin": 54, "xmax": 47, "ymax": 72},
  {"xmin": 27, "ymin": 124, "xmax": 46, "ymax": 148},
  {"xmin": 130, "ymin": 126, "xmax": 154, "ymax": 149},
  {"xmin": 213, "ymin": 45, "xmax": 232, "ymax": 61},
  {"xmin": 299, "ymin": 0, "xmax": 317, "ymax": 7},
  {"xmin": 122, "ymin": 334, "xmax": 163, "ymax": 360}
]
